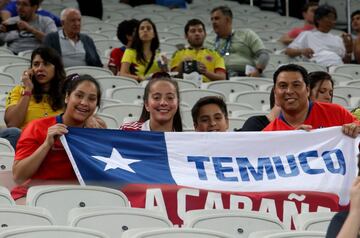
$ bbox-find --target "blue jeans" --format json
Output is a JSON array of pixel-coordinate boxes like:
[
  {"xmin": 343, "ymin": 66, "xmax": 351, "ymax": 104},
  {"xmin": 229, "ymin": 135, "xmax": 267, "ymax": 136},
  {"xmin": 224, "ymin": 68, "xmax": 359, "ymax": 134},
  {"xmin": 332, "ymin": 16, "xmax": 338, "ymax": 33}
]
[{"xmin": 0, "ymin": 127, "xmax": 21, "ymax": 149}]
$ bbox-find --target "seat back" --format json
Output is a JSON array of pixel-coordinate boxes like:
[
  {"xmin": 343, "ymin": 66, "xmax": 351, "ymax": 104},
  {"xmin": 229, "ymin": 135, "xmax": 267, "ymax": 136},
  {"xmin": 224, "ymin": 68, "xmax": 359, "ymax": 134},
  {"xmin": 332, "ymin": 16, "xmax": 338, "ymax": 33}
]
[
  {"xmin": 105, "ymin": 86, "xmax": 144, "ymax": 103},
  {"xmin": 179, "ymin": 89, "xmax": 225, "ymax": 108},
  {"xmin": 26, "ymin": 185, "xmax": 129, "ymax": 225},
  {"xmin": 0, "ymin": 205, "xmax": 55, "ymax": 228},
  {"xmin": 0, "ymin": 186, "xmax": 15, "ymax": 205},
  {"xmin": 100, "ymin": 104, "xmax": 142, "ymax": 125},
  {"xmin": 229, "ymin": 91, "xmax": 270, "ymax": 111},
  {"xmin": 96, "ymin": 76, "xmax": 138, "ymax": 92},
  {"xmin": 184, "ymin": 210, "xmax": 285, "ymax": 238},
  {"xmin": 0, "ymin": 63, "xmax": 29, "ymax": 84},
  {"xmin": 294, "ymin": 212, "xmax": 336, "ymax": 232},
  {"xmin": 95, "ymin": 113, "xmax": 119, "ymax": 129},
  {"xmin": 332, "ymin": 64, "xmax": 360, "ymax": 79},
  {"xmin": 0, "ymin": 226, "xmax": 109, "ymax": 238},
  {"xmin": 69, "ymin": 207, "xmax": 172, "ymax": 238},
  {"xmin": 65, "ymin": 66, "xmax": 113, "ymax": 77},
  {"xmin": 0, "ymin": 73, "xmax": 16, "ymax": 84},
  {"xmin": 204, "ymin": 81, "xmax": 256, "ymax": 101}
]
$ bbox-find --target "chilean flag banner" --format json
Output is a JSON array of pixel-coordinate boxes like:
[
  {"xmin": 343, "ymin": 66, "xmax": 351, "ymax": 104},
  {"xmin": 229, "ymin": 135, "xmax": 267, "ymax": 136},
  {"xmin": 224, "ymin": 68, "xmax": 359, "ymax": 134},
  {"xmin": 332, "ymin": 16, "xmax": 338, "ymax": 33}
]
[{"xmin": 61, "ymin": 126, "xmax": 359, "ymax": 228}]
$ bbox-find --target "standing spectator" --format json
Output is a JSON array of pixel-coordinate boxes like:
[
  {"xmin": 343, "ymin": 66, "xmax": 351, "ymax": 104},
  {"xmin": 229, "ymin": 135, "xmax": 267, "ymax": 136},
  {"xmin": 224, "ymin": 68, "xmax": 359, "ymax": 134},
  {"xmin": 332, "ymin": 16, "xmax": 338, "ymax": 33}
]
[
  {"xmin": 263, "ymin": 64, "xmax": 359, "ymax": 137},
  {"xmin": 171, "ymin": 18, "xmax": 226, "ymax": 82},
  {"xmin": 351, "ymin": 10, "xmax": 360, "ymax": 64},
  {"xmin": 280, "ymin": 2, "xmax": 318, "ymax": 45},
  {"xmin": 0, "ymin": 0, "xmax": 57, "ymax": 54},
  {"xmin": 206, "ymin": 6, "xmax": 269, "ymax": 77},
  {"xmin": 43, "ymin": 8, "xmax": 103, "ymax": 68},
  {"xmin": 1, "ymin": 0, "xmax": 61, "ymax": 27},
  {"xmin": 285, "ymin": 4, "xmax": 353, "ymax": 68},
  {"xmin": 108, "ymin": 19, "xmax": 139, "ymax": 75},
  {"xmin": 76, "ymin": 0, "xmax": 102, "ymax": 20},
  {"xmin": 119, "ymin": 18, "xmax": 168, "ymax": 82}
]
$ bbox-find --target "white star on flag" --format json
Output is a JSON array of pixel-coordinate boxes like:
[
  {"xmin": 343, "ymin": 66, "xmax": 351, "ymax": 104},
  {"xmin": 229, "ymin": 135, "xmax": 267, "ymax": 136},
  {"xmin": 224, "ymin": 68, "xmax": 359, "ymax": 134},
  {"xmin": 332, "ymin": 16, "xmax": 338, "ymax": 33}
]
[{"xmin": 92, "ymin": 148, "xmax": 140, "ymax": 173}]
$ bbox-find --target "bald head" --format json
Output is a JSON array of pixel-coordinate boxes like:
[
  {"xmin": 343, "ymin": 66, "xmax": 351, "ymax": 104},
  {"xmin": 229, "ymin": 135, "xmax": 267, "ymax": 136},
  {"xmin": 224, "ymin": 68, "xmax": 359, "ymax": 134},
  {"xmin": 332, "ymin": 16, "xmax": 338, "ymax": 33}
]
[{"xmin": 61, "ymin": 8, "xmax": 81, "ymax": 39}]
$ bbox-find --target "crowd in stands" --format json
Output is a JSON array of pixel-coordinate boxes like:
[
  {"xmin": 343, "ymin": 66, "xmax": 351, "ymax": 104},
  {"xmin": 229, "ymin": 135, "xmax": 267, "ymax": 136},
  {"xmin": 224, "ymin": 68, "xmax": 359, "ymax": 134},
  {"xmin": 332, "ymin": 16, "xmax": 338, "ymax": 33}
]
[{"xmin": 1, "ymin": 0, "xmax": 360, "ymax": 236}]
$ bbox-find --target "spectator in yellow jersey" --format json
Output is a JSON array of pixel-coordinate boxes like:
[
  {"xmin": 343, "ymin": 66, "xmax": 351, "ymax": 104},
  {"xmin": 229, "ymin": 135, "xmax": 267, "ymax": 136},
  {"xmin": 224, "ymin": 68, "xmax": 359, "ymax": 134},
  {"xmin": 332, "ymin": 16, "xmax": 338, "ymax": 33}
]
[{"xmin": 171, "ymin": 18, "xmax": 226, "ymax": 82}]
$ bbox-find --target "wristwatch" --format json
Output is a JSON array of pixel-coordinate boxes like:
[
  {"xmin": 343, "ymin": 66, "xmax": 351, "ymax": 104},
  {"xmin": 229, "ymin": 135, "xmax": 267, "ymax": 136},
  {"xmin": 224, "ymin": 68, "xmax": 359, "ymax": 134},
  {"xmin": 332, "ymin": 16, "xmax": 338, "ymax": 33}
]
[{"xmin": 21, "ymin": 90, "xmax": 32, "ymax": 97}]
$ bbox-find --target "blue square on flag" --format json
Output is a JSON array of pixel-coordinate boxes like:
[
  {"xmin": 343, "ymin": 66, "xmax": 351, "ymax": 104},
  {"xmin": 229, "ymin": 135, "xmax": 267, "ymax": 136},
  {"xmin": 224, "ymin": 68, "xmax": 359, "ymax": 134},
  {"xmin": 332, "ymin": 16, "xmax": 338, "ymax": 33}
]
[{"xmin": 62, "ymin": 127, "xmax": 176, "ymax": 187}]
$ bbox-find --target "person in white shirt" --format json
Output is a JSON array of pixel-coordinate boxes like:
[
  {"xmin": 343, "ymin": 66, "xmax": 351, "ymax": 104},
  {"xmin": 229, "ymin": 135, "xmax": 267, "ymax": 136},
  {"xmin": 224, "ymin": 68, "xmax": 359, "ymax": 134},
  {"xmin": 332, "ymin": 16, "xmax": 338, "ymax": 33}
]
[{"xmin": 285, "ymin": 4, "xmax": 353, "ymax": 68}]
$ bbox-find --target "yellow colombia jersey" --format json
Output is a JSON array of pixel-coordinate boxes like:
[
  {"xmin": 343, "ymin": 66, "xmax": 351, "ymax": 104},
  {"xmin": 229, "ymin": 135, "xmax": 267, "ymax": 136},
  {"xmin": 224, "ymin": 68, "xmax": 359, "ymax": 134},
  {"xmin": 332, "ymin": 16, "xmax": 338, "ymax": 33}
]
[
  {"xmin": 171, "ymin": 47, "xmax": 226, "ymax": 82},
  {"xmin": 6, "ymin": 85, "xmax": 63, "ymax": 129},
  {"xmin": 121, "ymin": 48, "xmax": 162, "ymax": 79}
]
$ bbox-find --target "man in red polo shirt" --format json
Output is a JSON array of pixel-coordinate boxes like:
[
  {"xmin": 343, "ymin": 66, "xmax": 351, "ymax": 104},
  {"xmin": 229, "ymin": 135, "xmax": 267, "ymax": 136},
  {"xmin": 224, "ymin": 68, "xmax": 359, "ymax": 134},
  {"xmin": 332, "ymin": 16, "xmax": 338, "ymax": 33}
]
[{"xmin": 263, "ymin": 64, "xmax": 359, "ymax": 138}]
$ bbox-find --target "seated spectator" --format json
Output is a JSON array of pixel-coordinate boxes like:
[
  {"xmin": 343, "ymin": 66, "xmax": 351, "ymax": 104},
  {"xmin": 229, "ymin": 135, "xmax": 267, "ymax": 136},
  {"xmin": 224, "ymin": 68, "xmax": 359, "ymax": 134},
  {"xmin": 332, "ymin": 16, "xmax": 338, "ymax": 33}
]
[
  {"xmin": 1, "ymin": 0, "xmax": 61, "ymax": 27},
  {"xmin": 108, "ymin": 19, "xmax": 139, "ymax": 75},
  {"xmin": 5, "ymin": 47, "xmax": 105, "ymax": 130},
  {"xmin": 263, "ymin": 64, "xmax": 359, "ymax": 138},
  {"xmin": 0, "ymin": 127, "xmax": 21, "ymax": 149},
  {"xmin": 171, "ymin": 18, "xmax": 226, "ymax": 82},
  {"xmin": 119, "ymin": 18, "xmax": 168, "ymax": 82},
  {"xmin": 308, "ymin": 71, "xmax": 334, "ymax": 103},
  {"xmin": 280, "ymin": 2, "xmax": 318, "ymax": 45},
  {"xmin": 5, "ymin": 47, "xmax": 65, "ymax": 129},
  {"xmin": 120, "ymin": 72, "xmax": 182, "ymax": 131},
  {"xmin": 0, "ymin": 0, "xmax": 57, "ymax": 54},
  {"xmin": 11, "ymin": 74, "xmax": 102, "ymax": 201},
  {"xmin": 326, "ymin": 176, "xmax": 360, "ymax": 238},
  {"xmin": 351, "ymin": 10, "xmax": 360, "ymax": 64},
  {"xmin": 206, "ymin": 6, "xmax": 269, "ymax": 77},
  {"xmin": 191, "ymin": 96, "xmax": 228, "ymax": 132},
  {"xmin": 285, "ymin": 4, "xmax": 353, "ymax": 68},
  {"xmin": 240, "ymin": 88, "xmax": 281, "ymax": 131},
  {"xmin": 43, "ymin": 8, "xmax": 103, "ymax": 68}
]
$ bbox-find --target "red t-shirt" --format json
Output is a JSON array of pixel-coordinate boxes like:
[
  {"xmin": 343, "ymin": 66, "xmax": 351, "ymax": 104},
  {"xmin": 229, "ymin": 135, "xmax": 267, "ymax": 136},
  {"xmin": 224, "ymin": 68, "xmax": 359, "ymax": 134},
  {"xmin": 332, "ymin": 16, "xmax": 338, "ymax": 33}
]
[
  {"xmin": 108, "ymin": 46, "xmax": 126, "ymax": 72},
  {"xmin": 12, "ymin": 116, "xmax": 77, "ymax": 199},
  {"xmin": 263, "ymin": 102, "xmax": 359, "ymax": 131},
  {"xmin": 287, "ymin": 24, "xmax": 315, "ymax": 39}
]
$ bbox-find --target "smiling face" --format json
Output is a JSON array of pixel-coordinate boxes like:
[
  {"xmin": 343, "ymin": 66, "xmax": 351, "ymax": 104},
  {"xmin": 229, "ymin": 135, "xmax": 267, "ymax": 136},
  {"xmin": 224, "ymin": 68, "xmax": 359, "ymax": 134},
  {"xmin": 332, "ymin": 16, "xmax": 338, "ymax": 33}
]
[
  {"xmin": 310, "ymin": 79, "xmax": 333, "ymax": 103},
  {"xmin": 145, "ymin": 80, "xmax": 178, "ymax": 127},
  {"xmin": 275, "ymin": 71, "xmax": 310, "ymax": 113},
  {"xmin": 138, "ymin": 20, "xmax": 155, "ymax": 42},
  {"xmin": 64, "ymin": 80, "xmax": 98, "ymax": 124},
  {"xmin": 31, "ymin": 54, "xmax": 55, "ymax": 87},
  {"xmin": 194, "ymin": 103, "xmax": 229, "ymax": 132}
]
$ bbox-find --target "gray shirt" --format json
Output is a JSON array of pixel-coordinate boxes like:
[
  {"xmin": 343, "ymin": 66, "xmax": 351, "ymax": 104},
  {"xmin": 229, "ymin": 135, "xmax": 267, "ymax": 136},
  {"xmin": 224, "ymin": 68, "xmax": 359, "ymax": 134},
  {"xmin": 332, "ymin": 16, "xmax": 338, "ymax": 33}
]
[
  {"xmin": 0, "ymin": 15, "xmax": 57, "ymax": 54},
  {"xmin": 59, "ymin": 30, "xmax": 87, "ymax": 68}
]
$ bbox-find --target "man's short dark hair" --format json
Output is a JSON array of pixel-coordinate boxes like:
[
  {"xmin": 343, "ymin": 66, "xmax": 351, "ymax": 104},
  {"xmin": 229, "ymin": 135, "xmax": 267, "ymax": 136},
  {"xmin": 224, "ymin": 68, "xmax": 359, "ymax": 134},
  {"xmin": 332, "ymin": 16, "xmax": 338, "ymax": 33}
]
[
  {"xmin": 29, "ymin": 0, "xmax": 40, "ymax": 6},
  {"xmin": 211, "ymin": 6, "xmax": 233, "ymax": 19},
  {"xmin": 351, "ymin": 10, "xmax": 360, "ymax": 20},
  {"xmin": 302, "ymin": 2, "xmax": 318, "ymax": 13},
  {"xmin": 314, "ymin": 4, "xmax": 337, "ymax": 28},
  {"xmin": 116, "ymin": 19, "xmax": 139, "ymax": 45},
  {"xmin": 184, "ymin": 18, "xmax": 206, "ymax": 35},
  {"xmin": 273, "ymin": 64, "xmax": 309, "ymax": 86},
  {"xmin": 191, "ymin": 96, "xmax": 228, "ymax": 124}
]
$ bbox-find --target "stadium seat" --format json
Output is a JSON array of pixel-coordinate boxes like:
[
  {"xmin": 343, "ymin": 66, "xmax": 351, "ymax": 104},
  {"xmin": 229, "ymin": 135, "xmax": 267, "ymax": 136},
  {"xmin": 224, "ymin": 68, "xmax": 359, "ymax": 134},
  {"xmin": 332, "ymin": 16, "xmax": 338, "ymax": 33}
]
[
  {"xmin": 0, "ymin": 139, "xmax": 15, "ymax": 191},
  {"xmin": 332, "ymin": 64, "xmax": 360, "ymax": 80},
  {"xmin": 331, "ymin": 94, "xmax": 350, "ymax": 108},
  {"xmin": 346, "ymin": 79, "xmax": 360, "ymax": 87},
  {"xmin": 95, "ymin": 113, "xmax": 119, "ymax": 129},
  {"xmin": 173, "ymin": 78, "xmax": 199, "ymax": 90},
  {"xmin": 330, "ymin": 73, "xmax": 354, "ymax": 85},
  {"xmin": 65, "ymin": 66, "xmax": 113, "ymax": 77},
  {"xmin": 229, "ymin": 91, "xmax": 271, "ymax": 111},
  {"xmin": 333, "ymin": 86, "xmax": 360, "ymax": 107},
  {"xmin": 184, "ymin": 209, "xmax": 285, "ymax": 237},
  {"xmin": 17, "ymin": 50, "xmax": 33, "ymax": 59},
  {"xmin": 26, "ymin": 185, "xmax": 129, "ymax": 225},
  {"xmin": 0, "ymin": 72, "xmax": 16, "ymax": 84},
  {"xmin": 226, "ymin": 102, "xmax": 256, "ymax": 116},
  {"xmin": 0, "ymin": 205, "xmax": 55, "ymax": 227},
  {"xmin": 100, "ymin": 104, "xmax": 142, "ymax": 125},
  {"xmin": 0, "ymin": 55, "xmax": 30, "ymax": 65},
  {"xmin": 68, "ymin": 207, "xmax": 173, "ymax": 238},
  {"xmin": 0, "ymin": 63, "xmax": 29, "ymax": 84},
  {"xmin": 228, "ymin": 117, "xmax": 247, "ymax": 131},
  {"xmin": 94, "ymin": 39, "xmax": 120, "ymax": 55},
  {"xmin": 231, "ymin": 110, "xmax": 267, "ymax": 119},
  {"xmin": 0, "ymin": 138, "xmax": 14, "ymax": 154},
  {"xmin": 248, "ymin": 230, "xmax": 287, "ymax": 238},
  {"xmin": 258, "ymin": 230, "xmax": 326, "ymax": 237},
  {"xmin": 267, "ymin": 54, "xmax": 294, "ymax": 68},
  {"xmin": 257, "ymin": 31, "xmax": 283, "ymax": 42},
  {"xmin": 0, "ymin": 84, "xmax": 16, "ymax": 96},
  {"xmin": 203, "ymin": 81, "xmax": 256, "ymax": 101},
  {"xmin": 229, "ymin": 77, "xmax": 273, "ymax": 91},
  {"xmin": 85, "ymin": 32, "xmax": 109, "ymax": 41},
  {"xmin": 0, "ymin": 47, "xmax": 14, "ymax": 55},
  {"xmin": 122, "ymin": 227, "xmax": 234, "ymax": 238},
  {"xmin": 0, "ymin": 226, "xmax": 109, "ymax": 238},
  {"xmin": 99, "ymin": 98, "xmax": 123, "ymax": 108},
  {"xmin": 82, "ymin": 22, "xmax": 117, "ymax": 33},
  {"xmin": 294, "ymin": 62, "xmax": 327, "ymax": 72},
  {"xmin": 263, "ymin": 42, "xmax": 286, "ymax": 53},
  {"xmin": 179, "ymin": 89, "xmax": 225, "ymax": 108},
  {"xmin": 95, "ymin": 76, "xmax": 138, "ymax": 91},
  {"xmin": 0, "ymin": 186, "xmax": 15, "ymax": 205},
  {"xmin": 105, "ymin": 86, "xmax": 144, "ymax": 103},
  {"xmin": 294, "ymin": 211, "xmax": 336, "ymax": 232},
  {"xmin": 180, "ymin": 108, "xmax": 194, "ymax": 130}
]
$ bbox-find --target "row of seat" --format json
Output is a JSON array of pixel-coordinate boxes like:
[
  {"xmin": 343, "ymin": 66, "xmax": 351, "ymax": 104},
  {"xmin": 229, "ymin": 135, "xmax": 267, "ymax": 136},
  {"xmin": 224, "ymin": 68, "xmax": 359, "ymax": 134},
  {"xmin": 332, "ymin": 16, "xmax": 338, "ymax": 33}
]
[{"xmin": 0, "ymin": 184, "xmax": 335, "ymax": 238}]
